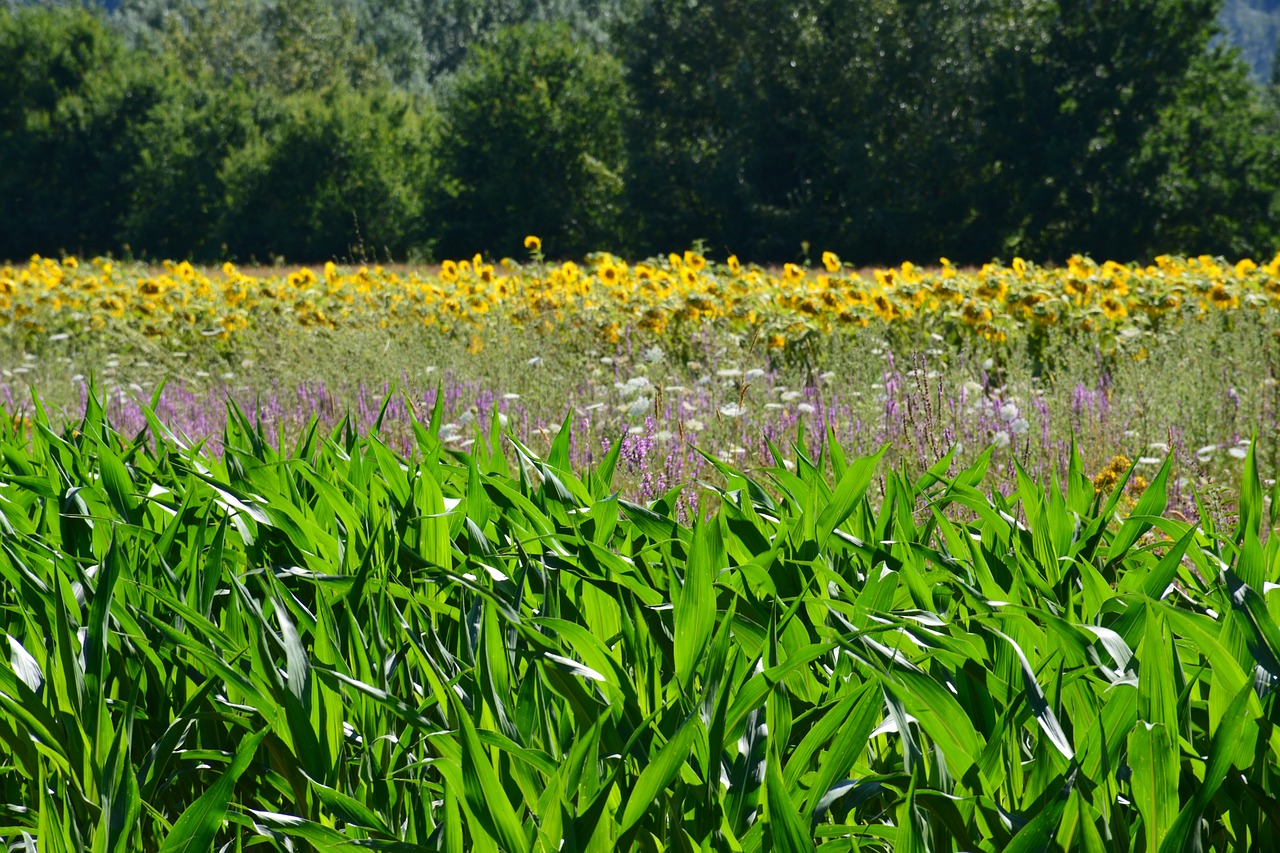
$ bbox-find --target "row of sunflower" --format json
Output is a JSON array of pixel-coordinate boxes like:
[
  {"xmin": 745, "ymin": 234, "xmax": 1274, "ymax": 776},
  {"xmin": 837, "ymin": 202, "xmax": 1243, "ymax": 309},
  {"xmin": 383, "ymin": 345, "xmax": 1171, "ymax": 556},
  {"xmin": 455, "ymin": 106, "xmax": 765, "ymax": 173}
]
[{"xmin": 1, "ymin": 246, "xmax": 1278, "ymax": 351}]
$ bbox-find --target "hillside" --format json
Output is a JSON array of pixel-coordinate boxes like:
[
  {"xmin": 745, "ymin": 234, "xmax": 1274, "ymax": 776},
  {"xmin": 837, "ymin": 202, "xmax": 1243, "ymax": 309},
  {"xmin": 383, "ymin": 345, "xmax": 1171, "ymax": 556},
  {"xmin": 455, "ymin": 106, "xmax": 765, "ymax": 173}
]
[{"xmin": 1221, "ymin": 0, "xmax": 1280, "ymax": 80}]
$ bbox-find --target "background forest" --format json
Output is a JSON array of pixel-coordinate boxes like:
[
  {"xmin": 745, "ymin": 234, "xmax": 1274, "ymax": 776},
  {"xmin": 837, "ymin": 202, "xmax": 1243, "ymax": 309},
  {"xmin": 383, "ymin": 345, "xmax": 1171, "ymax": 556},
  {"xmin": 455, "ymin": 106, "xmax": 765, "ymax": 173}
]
[{"xmin": 2, "ymin": 0, "xmax": 1280, "ymax": 265}]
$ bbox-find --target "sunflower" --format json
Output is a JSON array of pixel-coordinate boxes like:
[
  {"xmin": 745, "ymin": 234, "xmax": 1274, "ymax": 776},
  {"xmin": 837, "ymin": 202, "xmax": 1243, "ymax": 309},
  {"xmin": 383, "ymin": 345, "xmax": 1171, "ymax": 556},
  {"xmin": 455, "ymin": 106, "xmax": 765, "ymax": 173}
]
[
  {"xmin": 683, "ymin": 251, "xmax": 707, "ymax": 272},
  {"xmin": 1100, "ymin": 295, "xmax": 1127, "ymax": 320},
  {"xmin": 1208, "ymin": 283, "xmax": 1238, "ymax": 310},
  {"xmin": 598, "ymin": 263, "xmax": 622, "ymax": 286}
]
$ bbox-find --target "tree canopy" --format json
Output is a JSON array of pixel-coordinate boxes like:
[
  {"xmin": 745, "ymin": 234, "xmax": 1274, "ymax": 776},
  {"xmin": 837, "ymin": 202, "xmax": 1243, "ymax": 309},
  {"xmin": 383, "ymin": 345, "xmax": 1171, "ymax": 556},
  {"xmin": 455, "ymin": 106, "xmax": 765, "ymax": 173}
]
[{"xmin": 1, "ymin": 0, "xmax": 1277, "ymax": 264}]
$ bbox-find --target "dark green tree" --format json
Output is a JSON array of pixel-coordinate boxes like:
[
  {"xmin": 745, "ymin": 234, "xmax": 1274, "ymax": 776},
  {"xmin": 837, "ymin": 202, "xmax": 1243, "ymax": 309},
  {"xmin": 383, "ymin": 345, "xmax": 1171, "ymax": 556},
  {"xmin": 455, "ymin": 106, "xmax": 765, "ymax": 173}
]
[
  {"xmin": 438, "ymin": 22, "xmax": 628, "ymax": 258},
  {"xmin": 122, "ymin": 75, "xmax": 260, "ymax": 260},
  {"xmin": 618, "ymin": 0, "xmax": 1000, "ymax": 261},
  {"xmin": 116, "ymin": 0, "xmax": 388, "ymax": 95},
  {"xmin": 1139, "ymin": 47, "xmax": 1280, "ymax": 257},
  {"xmin": 620, "ymin": 0, "xmax": 1275, "ymax": 263},
  {"xmin": 0, "ymin": 5, "xmax": 171, "ymax": 259},
  {"xmin": 974, "ymin": 0, "xmax": 1225, "ymax": 260},
  {"xmin": 217, "ymin": 85, "xmax": 442, "ymax": 262}
]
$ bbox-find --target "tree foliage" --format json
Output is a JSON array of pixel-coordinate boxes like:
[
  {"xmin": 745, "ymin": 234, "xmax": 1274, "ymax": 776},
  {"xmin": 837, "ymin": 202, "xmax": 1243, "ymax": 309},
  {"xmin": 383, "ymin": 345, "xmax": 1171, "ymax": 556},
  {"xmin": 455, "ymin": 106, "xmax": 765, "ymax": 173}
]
[
  {"xmin": 0, "ymin": 0, "xmax": 1277, "ymax": 263},
  {"xmin": 439, "ymin": 22, "xmax": 628, "ymax": 259},
  {"xmin": 0, "ymin": 6, "xmax": 169, "ymax": 259}
]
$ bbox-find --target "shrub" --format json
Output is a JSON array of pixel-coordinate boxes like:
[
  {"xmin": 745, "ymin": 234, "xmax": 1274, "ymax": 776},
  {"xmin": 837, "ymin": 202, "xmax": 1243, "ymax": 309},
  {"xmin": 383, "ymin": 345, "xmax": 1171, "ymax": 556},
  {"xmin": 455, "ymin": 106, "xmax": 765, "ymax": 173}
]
[
  {"xmin": 216, "ymin": 85, "xmax": 443, "ymax": 263},
  {"xmin": 0, "ymin": 6, "xmax": 171, "ymax": 260},
  {"xmin": 439, "ymin": 22, "xmax": 628, "ymax": 259}
]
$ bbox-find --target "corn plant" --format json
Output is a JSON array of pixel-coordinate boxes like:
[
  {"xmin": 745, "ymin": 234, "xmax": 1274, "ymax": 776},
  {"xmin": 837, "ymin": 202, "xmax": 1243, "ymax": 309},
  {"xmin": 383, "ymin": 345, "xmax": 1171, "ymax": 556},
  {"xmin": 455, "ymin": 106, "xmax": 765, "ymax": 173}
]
[{"xmin": 0, "ymin": 388, "xmax": 1279, "ymax": 851}]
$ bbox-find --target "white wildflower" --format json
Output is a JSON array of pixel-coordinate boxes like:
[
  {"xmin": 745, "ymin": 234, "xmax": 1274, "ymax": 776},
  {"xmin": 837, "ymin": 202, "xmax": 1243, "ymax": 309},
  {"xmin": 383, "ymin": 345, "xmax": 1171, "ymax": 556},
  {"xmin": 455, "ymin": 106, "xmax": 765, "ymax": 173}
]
[{"xmin": 618, "ymin": 376, "xmax": 651, "ymax": 397}]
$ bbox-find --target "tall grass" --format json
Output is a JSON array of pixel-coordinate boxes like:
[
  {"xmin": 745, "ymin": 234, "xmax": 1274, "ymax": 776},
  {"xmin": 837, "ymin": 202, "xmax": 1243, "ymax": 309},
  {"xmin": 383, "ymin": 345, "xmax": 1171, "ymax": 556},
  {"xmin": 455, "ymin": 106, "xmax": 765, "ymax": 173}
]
[{"xmin": 0, "ymin": 389, "xmax": 1278, "ymax": 850}]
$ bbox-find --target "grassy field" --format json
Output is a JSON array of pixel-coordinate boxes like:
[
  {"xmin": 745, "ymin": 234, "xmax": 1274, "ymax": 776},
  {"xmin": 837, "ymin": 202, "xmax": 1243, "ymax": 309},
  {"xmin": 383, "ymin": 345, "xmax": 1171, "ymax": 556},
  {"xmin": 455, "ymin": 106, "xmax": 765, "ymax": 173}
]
[{"xmin": 1, "ymin": 250, "xmax": 1280, "ymax": 849}]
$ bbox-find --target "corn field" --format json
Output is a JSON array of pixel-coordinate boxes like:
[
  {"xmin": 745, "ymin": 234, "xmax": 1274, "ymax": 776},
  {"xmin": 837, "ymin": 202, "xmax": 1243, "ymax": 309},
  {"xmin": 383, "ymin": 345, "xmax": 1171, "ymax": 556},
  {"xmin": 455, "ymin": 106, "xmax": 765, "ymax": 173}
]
[{"xmin": 0, "ymin": 385, "xmax": 1276, "ymax": 850}]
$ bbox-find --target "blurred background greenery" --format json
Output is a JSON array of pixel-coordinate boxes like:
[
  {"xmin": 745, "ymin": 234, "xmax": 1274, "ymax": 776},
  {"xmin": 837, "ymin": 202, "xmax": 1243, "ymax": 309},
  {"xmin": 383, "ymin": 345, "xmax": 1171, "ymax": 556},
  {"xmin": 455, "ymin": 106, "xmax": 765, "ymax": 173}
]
[{"xmin": 2, "ymin": 0, "xmax": 1279, "ymax": 265}]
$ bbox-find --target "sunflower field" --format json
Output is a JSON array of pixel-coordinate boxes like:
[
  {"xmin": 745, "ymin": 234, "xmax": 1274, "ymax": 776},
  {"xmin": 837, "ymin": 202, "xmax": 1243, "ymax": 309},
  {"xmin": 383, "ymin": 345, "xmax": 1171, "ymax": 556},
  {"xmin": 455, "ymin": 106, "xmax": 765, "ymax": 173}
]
[{"xmin": 4, "ymin": 249, "xmax": 1279, "ymax": 356}]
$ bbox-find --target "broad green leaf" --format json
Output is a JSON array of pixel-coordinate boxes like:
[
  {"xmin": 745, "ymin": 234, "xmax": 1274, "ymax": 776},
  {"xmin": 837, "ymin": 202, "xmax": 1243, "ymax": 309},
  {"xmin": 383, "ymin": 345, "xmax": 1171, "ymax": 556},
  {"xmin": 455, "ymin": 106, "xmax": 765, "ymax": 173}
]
[
  {"xmin": 159, "ymin": 727, "xmax": 269, "ymax": 853},
  {"xmin": 816, "ymin": 445, "xmax": 887, "ymax": 545},
  {"xmin": 618, "ymin": 715, "xmax": 700, "ymax": 835},
  {"xmin": 675, "ymin": 518, "xmax": 722, "ymax": 689},
  {"xmin": 1128, "ymin": 722, "xmax": 1178, "ymax": 853}
]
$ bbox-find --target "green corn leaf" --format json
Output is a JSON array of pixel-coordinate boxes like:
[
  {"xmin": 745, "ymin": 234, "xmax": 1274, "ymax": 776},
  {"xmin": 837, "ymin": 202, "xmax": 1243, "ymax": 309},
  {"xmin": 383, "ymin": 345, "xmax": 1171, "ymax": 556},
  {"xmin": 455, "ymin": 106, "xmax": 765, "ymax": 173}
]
[
  {"xmin": 1159, "ymin": 682, "xmax": 1255, "ymax": 853},
  {"xmin": 1137, "ymin": 523, "xmax": 1198, "ymax": 600},
  {"xmin": 816, "ymin": 444, "xmax": 887, "ymax": 545},
  {"xmin": 992, "ymin": 629, "xmax": 1074, "ymax": 760},
  {"xmin": 95, "ymin": 438, "xmax": 137, "ymax": 521},
  {"xmin": 1138, "ymin": 607, "xmax": 1180, "ymax": 736},
  {"xmin": 1237, "ymin": 435, "xmax": 1261, "ymax": 542},
  {"xmin": 448, "ymin": 687, "xmax": 530, "ymax": 853},
  {"xmin": 308, "ymin": 776, "xmax": 393, "ymax": 835},
  {"xmin": 159, "ymin": 727, "xmax": 269, "ymax": 853},
  {"xmin": 1224, "ymin": 567, "xmax": 1280, "ymax": 681},
  {"xmin": 764, "ymin": 745, "xmax": 815, "ymax": 853},
  {"xmin": 894, "ymin": 775, "xmax": 925, "ymax": 853},
  {"xmin": 675, "ymin": 518, "xmax": 721, "ymax": 690},
  {"xmin": 38, "ymin": 769, "xmax": 74, "ymax": 853},
  {"xmin": 881, "ymin": 668, "xmax": 985, "ymax": 782},
  {"xmin": 548, "ymin": 409, "xmax": 573, "ymax": 471},
  {"xmin": 1106, "ymin": 453, "xmax": 1171, "ymax": 565},
  {"xmin": 1128, "ymin": 722, "xmax": 1178, "ymax": 853},
  {"xmin": 1003, "ymin": 782, "xmax": 1070, "ymax": 853},
  {"xmin": 618, "ymin": 714, "xmax": 700, "ymax": 836},
  {"xmin": 235, "ymin": 809, "xmax": 352, "ymax": 850}
]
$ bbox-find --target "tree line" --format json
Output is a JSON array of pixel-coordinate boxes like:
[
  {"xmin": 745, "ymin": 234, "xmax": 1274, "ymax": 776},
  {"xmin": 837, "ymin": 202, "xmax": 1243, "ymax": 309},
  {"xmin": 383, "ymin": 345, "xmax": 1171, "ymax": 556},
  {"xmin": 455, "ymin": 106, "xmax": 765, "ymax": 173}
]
[{"xmin": 2, "ymin": 0, "xmax": 1278, "ymax": 265}]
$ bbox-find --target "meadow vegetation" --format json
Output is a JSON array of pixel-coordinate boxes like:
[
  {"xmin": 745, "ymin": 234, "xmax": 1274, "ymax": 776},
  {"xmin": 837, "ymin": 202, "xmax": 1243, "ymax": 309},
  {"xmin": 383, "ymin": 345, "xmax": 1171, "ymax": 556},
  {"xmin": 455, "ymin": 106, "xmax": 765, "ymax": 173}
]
[{"xmin": 1, "ymin": 249, "xmax": 1277, "ymax": 518}]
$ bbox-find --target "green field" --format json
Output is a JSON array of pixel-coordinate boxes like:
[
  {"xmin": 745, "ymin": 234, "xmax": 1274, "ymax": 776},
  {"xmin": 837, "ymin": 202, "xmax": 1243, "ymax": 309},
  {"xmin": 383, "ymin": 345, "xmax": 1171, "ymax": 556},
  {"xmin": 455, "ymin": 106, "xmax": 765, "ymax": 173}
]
[{"xmin": 0, "ymin": 387, "xmax": 1277, "ymax": 850}]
